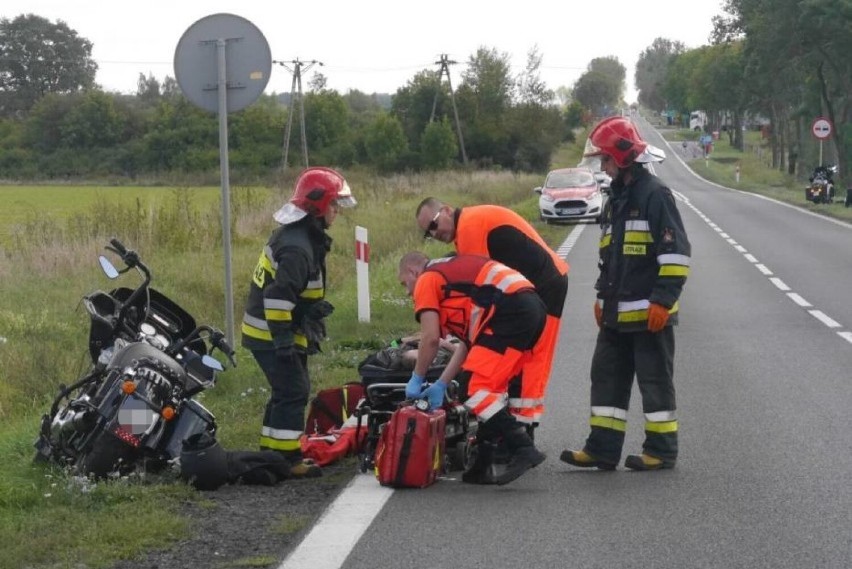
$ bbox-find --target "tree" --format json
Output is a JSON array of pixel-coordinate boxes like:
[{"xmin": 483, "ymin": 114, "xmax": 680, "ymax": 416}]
[
  {"xmin": 420, "ymin": 118, "xmax": 458, "ymax": 170},
  {"xmin": 572, "ymin": 71, "xmax": 621, "ymax": 116},
  {"xmin": 391, "ymin": 70, "xmax": 443, "ymax": 152},
  {"xmin": 635, "ymin": 38, "xmax": 685, "ymax": 110},
  {"xmin": 516, "ymin": 46, "xmax": 553, "ymax": 106},
  {"xmin": 0, "ymin": 14, "xmax": 97, "ymax": 116},
  {"xmin": 363, "ymin": 112, "xmax": 407, "ymax": 172}
]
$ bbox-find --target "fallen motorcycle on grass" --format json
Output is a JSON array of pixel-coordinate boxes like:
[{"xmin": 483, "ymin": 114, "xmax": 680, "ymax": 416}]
[{"xmin": 34, "ymin": 239, "xmax": 236, "ymax": 480}]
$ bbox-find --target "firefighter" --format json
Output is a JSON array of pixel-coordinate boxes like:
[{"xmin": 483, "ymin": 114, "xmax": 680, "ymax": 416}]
[
  {"xmin": 415, "ymin": 199, "xmax": 569, "ymax": 428},
  {"xmin": 242, "ymin": 167, "xmax": 357, "ymax": 478},
  {"xmin": 561, "ymin": 116, "xmax": 691, "ymax": 471},
  {"xmin": 399, "ymin": 251, "xmax": 547, "ymax": 485}
]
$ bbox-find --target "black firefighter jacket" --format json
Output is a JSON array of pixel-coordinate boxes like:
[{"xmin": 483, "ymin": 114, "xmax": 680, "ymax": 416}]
[
  {"xmin": 597, "ymin": 166, "xmax": 691, "ymax": 332},
  {"xmin": 241, "ymin": 216, "xmax": 331, "ymax": 352}
]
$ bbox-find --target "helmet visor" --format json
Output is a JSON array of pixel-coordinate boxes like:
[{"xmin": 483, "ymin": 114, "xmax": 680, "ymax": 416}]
[
  {"xmin": 634, "ymin": 144, "xmax": 666, "ymax": 163},
  {"xmin": 336, "ymin": 181, "xmax": 357, "ymax": 208}
]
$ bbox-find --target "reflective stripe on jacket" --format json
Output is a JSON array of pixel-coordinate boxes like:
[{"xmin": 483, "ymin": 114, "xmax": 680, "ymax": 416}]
[{"xmin": 413, "ymin": 255, "xmax": 534, "ymax": 344}]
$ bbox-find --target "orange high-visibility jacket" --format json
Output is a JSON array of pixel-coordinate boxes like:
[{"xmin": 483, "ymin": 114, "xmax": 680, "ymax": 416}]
[
  {"xmin": 453, "ymin": 205, "xmax": 568, "ymax": 314},
  {"xmin": 413, "ymin": 255, "xmax": 534, "ymax": 344}
]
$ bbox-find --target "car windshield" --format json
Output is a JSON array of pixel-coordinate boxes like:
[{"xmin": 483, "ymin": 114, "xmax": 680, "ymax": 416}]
[{"xmin": 545, "ymin": 171, "xmax": 596, "ymax": 188}]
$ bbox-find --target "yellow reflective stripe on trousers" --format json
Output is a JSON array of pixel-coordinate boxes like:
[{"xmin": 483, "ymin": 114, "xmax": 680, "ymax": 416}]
[
  {"xmin": 659, "ymin": 265, "xmax": 690, "ymax": 277},
  {"xmin": 645, "ymin": 420, "xmax": 678, "ymax": 433},
  {"xmin": 259, "ymin": 435, "xmax": 301, "ymax": 451},
  {"xmin": 590, "ymin": 415, "xmax": 627, "ymax": 432}
]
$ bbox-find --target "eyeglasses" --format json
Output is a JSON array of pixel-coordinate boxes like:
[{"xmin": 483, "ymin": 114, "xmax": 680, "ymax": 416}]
[{"xmin": 423, "ymin": 211, "xmax": 440, "ymax": 239}]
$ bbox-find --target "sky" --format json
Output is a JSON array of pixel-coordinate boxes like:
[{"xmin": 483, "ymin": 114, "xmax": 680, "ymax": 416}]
[{"xmin": 4, "ymin": 0, "xmax": 727, "ymax": 104}]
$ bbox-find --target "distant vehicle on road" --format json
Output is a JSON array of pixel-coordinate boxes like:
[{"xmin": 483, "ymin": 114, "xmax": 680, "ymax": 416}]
[
  {"xmin": 534, "ymin": 167, "xmax": 604, "ymax": 224},
  {"xmin": 690, "ymin": 110, "xmax": 707, "ymax": 132}
]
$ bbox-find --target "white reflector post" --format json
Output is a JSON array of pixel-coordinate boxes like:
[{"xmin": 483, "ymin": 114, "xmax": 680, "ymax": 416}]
[{"xmin": 355, "ymin": 226, "xmax": 371, "ymax": 323}]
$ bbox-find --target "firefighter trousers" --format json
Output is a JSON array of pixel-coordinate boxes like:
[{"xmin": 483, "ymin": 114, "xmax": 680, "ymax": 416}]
[
  {"xmin": 252, "ymin": 349, "xmax": 310, "ymax": 457},
  {"xmin": 583, "ymin": 325, "xmax": 678, "ymax": 464}
]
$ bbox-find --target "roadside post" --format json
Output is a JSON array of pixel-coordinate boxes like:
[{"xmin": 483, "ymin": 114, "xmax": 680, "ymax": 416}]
[
  {"xmin": 355, "ymin": 226, "xmax": 371, "ymax": 323},
  {"xmin": 736, "ymin": 163, "xmax": 741, "ymax": 183}
]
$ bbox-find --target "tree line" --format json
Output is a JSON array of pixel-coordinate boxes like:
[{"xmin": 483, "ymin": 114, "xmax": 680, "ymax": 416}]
[
  {"xmin": 0, "ymin": 15, "xmax": 639, "ymax": 182},
  {"xmin": 634, "ymin": 0, "xmax": 849, "ymax": 179}
]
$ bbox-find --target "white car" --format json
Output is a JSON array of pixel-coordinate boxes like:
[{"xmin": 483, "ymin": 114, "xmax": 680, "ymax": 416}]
[{"xmin": 535, "ymin": 167, "xmax": 604, "ymax": 224}]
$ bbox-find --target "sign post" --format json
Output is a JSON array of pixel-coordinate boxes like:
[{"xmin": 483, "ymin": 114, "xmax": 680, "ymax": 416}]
[
  {"xmin": 811, "ymin": 117, "xmax": 833, "ymax": 166},
  {"xmin": 174, "ymin": 14, "xmax": 271, "ymax": 346}
]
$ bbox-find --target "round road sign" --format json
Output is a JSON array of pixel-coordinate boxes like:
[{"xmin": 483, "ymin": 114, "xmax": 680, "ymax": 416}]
[
  {"xmin": 811, "ymin": 117, "xmax": 833, "ymax": 140},
  {"xmin": 174, "ymin": 13, "xmax": 271, "ymax": 113}
]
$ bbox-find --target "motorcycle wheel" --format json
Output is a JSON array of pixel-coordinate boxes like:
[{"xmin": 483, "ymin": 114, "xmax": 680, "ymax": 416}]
[{"xmin": 75, "ymin": 431, "xmax": 135, "ymax": 479}]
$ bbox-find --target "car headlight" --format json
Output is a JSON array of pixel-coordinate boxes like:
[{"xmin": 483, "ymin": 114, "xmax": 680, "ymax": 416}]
[{"xmin": 540, "ymin": 193, "xmax": 555, "ymax": 203}]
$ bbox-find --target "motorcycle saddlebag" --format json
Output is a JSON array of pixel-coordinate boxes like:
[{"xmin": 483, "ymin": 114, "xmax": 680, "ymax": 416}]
[{"xmin": 374, "ymin": 405, "xmax": 446, "ymax": 488}]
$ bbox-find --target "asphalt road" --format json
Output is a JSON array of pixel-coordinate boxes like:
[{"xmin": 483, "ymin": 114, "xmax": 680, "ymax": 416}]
[{"xmin": 333, "ymin": 120, "xmax": 852, "ymax": 569}]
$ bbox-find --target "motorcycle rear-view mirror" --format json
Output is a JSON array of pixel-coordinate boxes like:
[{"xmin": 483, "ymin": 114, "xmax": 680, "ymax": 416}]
[
  {"xmin": 99, "ymin": 256, "xmax": 120, "ymax": 279},
  {"xmin": 201, "ymin": 354, "xmax": 224, "ymax": 372}
]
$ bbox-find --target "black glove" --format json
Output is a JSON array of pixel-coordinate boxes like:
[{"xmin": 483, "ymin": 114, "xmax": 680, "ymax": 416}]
[{"xmin": 308, "ymin": 300, "xmax": 335, "ymax": 319}]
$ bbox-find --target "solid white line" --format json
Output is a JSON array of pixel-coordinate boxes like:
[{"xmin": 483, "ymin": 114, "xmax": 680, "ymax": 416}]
[
  {"xmin": 278, "ymin": 473, "xmax": 394, "ymax": 569},
  {"xmin": 769, "ymin": 277, "xmax": 790, "ymax": 291},
  {"xmin": 787, "ymin": 293, "xmax": 812, "ymax": 308},
  {"xmin": 755, "ymin": 264, "xmax": 773, "ymax": 276},
  {"xmin": 809, "ymin": 310, "xmax": 841, "ymax": 328}
]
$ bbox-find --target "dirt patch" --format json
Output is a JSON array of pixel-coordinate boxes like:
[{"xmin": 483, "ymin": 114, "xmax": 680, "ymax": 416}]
[{"xmin": 111, "ymin": 460, "xmax": 356, "ymax": 569}]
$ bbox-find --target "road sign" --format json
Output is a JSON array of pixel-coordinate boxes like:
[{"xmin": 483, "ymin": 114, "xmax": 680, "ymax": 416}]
[{"xmin": 811, "ymin": 117, "xmax": 833, "ymax": 140}]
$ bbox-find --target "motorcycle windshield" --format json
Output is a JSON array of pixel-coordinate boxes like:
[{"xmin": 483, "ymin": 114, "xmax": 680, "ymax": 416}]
[{"xmin": 111, "ymin": 287, "xmax": 205, "ymax": 354}]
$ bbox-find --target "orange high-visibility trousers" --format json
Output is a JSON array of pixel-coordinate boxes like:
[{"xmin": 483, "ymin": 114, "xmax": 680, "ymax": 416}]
[
  {"xmin": 509, "ymin": 313, "xmax": 561, "ymax": 424},
  {"xmin": 464, "ymin": 345, "xmax": 530, "ymax": 422}
]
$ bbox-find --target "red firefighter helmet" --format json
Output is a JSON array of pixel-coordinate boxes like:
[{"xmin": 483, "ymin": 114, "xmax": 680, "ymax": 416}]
[
  {"xmin": 291, "ymin": 167, "xmax": 356, "ymax": 216},
  {"xmin": 584, "ymin": 116, "xmax": 662, "ymax": 168}
]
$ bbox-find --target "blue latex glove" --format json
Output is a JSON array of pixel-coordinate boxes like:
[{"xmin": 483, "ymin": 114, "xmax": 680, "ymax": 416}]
[
  {"xmin": 421, "ymin": 381, "xmax": 448, "ymax": 410},
  {"xmin": 405, "ymin": 373, "xmax": 425, "ymax": 399}
]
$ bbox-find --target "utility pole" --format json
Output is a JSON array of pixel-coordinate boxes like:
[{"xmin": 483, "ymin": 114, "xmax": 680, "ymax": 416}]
[
  {"xmin": 429, "ymin": 54, "xmax": 468, "ymax": 165},
  {"xmin": 274, "ymin": 58, "xmax": 322, "ymax": 171}
]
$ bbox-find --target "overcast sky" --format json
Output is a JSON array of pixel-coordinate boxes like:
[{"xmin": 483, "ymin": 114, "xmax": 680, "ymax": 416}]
[{"xmin": 4, "ymin": 0, "xmax": 726, "ymax": 103}]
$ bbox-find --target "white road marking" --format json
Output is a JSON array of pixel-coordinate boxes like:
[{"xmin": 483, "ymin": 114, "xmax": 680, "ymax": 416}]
[
  {"xmin": 278, "ymin": 473, "xmax": 394, "ymax": 569},
  {"xmin": 787, "ymin": 293, "xmax": 812, "ymax": 308},
  {"xmin": 769, "ymin": 277, "xmax": 790, "ymax": 291},
  {"xmin": 755, "ymin": 264, "xmax": 773, "ymax": 275},
  {"xmin": 809, "ymin": 310, "xmax": 841, "ymax": 328}
]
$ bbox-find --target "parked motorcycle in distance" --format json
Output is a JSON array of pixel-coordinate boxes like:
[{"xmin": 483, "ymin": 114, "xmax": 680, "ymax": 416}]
[
  {"xmin": 805, "ymin": 165, "xmax": 837, "ymax": 204},
  {"xmin": 34, "ymin": 239, "xmax": 236, "ymax": 479}
]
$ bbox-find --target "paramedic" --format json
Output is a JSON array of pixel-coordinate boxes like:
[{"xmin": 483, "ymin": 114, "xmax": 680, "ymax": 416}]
[
  {"xmin": 399, "ymin": 251, "xmax": 547, "ymax": 485},
  {"xmin": 242, "ymin": 167, "xmax": 357, "ymax": 478},
  {"xmin": 415, "ymin": 198, "xmax": 568, "ymax": 426},
  {"xmin": 560, "ymin": 116, "xmax": 691, "ymax": 471}
]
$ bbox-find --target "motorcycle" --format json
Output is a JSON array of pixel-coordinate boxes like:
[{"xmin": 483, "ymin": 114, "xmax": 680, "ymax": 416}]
[
  {"xmin": 34, "ymin": 239, "xmax": 236, "ymax": 478},
  {"xmin": 805, "ymin": 165, "xmax": 837, "ymax": 204}
]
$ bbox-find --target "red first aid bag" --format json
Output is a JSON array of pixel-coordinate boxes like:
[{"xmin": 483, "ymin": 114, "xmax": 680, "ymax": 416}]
[
  {"xmin": 305, "ymin": 382, "xmax": 364, "ymax": 435},
  {"xmin": 374, "ymin": 405, "xmax": 446, "ymax": 488}
]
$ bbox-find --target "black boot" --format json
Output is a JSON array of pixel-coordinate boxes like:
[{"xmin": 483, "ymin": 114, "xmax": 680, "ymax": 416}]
[{"xmin": 483, "ymin": 410, "xmax": 546, "ymax": 486}]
